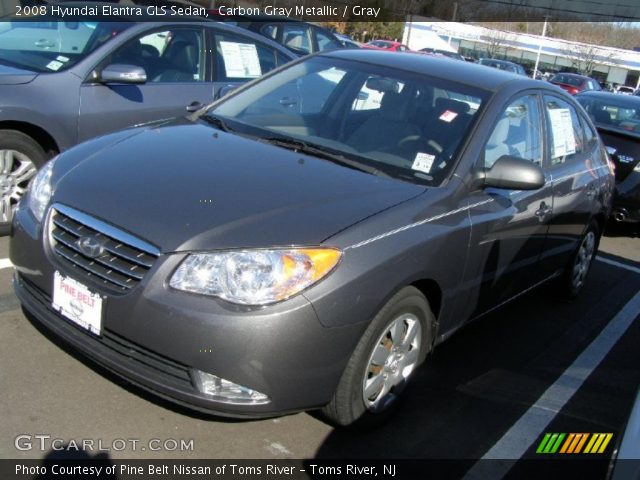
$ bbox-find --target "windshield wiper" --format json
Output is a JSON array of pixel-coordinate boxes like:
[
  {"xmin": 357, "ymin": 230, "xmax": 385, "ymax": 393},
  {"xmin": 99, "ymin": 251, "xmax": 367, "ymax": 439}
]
[
  {"xmin": 200, "ymin": 114, "xmax": 233, "ymax": 133},
  {"xmin": 261, "ymin": 136, "xmax": 388, "ymax": 177}
]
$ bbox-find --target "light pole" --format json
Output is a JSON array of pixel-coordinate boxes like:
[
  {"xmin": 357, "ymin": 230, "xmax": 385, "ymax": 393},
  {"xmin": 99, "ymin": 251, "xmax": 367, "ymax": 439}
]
[{"xmin": 533, "ymin": 18, "xmax": 549, "ymax": 79}]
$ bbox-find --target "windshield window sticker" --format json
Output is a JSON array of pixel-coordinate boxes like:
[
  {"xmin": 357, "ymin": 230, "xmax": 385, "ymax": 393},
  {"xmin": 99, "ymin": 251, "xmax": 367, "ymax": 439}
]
[
  {"xmin": 219, "ymin": 41, "xmax": 262, "ymax": 78},
  {"xmin": 56, "ymin": 55, "xmax": 70, "ymax": 63},
  {"xmin": 46, "ymin": 60, "xmax": 64, "ymax": 71},
  {"xmin": 412, "ymin": 152, "xmax": 436, "ymax": 174},
  {"xmin": 439, "ymin": 110, "xmax": 458, "ymax": 122},
  {"xmin": 548, "ymin": 108, "xmax": 577, "ymax": 158}
]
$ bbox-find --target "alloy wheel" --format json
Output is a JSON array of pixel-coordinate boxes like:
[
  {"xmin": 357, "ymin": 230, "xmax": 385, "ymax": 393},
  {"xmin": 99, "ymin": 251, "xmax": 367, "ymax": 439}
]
[
  {"xmin": 572, "ymin": 231, "xmax": 596, "ymax": 291},
  {"xmin": 362, "ymin": 313, "xmax": 422, "ymax": 413},
  {"xmin": 0, "ymin": 149, "xmax": 37, "ymax": 224}
]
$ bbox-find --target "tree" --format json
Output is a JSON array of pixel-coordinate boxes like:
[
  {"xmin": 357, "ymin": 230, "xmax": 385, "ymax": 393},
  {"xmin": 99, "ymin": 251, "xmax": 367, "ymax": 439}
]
[
  {"xmin": 560, "ymin": 43, "xmax": 616, "ymax": 76},
  {"xmin": 483, "ymin": 29, "xmax": 509, "ymax": 58}
]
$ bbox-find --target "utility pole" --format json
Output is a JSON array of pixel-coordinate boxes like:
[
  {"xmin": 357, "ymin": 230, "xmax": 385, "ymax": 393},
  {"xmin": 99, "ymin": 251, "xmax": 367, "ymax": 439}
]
[{"xmin": 533, "ymin": 17, "xmax": 549, "ymax": 79}]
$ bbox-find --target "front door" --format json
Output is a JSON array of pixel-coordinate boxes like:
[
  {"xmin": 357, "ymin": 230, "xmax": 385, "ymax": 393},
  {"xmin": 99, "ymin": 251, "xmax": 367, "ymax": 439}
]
[
  {"xmin": 462, "ymin": 92, "xmax": 554, "ymax": 319},
  {"xmin": 78, "ymin": 26, "xmax": 213, "ymax": 142}
]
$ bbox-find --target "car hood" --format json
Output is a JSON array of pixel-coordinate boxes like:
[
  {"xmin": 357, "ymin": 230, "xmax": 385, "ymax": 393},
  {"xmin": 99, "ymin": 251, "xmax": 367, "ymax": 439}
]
[
  {"xmin": 0, "ymin": 62, "xmax": 38, "ymax": 85},
  {"xmin": 53, "ymin": 121, "xmax": 425, "ymax": 253}
]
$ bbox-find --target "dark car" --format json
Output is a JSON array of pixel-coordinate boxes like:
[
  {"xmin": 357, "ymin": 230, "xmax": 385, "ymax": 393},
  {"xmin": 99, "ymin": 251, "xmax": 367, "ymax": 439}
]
[
  {"xmin": 0, "ymin": 19, "xmax": 295, "ymax": 232},
  {"xmin": 478, "ymin": 58, "xmax": 526, "ymax": 76},
  {"xmin": 420, "ymin": 48, "xmax": 465, "ymax": 61},
  {"xmin": 11, "ymin": 50, "xmax": 613, "ymax": 427},
  {"xmin": 217, "ymin": 16, "xmax": 344, "ymax": 57},
  {"xmin": 576, "ymin": 91, "xmax": 640, "ymax": 223},
  {"xmin": 550, "ymin": 72, "xmax": 602, "ymax": 95}
]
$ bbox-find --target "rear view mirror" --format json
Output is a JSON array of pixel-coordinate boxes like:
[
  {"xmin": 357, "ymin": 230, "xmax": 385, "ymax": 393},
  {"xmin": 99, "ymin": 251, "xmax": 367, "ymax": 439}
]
[
  {"xmin": 483, "ymin": 155, "xmax": 545, "ymax": 190},
  {"xmin": 99, "ymin": 64, "xmax": 147, "ymax": 84},
  {"xmin": 365, "ymin": 76, "xmax": 400, "ymax": 93}
]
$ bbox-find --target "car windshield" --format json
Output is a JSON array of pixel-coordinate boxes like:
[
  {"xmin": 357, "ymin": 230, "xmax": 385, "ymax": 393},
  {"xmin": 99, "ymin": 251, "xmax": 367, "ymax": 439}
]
[
  {"xmin": 553, "ymin": 75, "xmax": 582, "ymax": 87},
  {"xmin": 577, "ymin": 95, "xmax": 640, "ymax": 136},
  {"xmin": 0, "ymin": 21, "xmax": 131, "ymax": 73},
  {"xmin": 208, "ymin": 56, "xmax": 487, "ymax": 186}
]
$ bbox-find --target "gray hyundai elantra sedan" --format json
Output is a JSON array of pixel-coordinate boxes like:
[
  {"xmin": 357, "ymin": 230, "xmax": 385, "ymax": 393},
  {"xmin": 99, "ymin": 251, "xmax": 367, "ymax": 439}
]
[{"xmin": 11, "ymin": 50, "xmax": 614, "ymax": 427}]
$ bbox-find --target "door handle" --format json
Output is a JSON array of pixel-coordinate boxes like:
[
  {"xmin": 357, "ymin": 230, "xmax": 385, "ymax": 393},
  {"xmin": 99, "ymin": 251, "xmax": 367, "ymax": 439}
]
[
  {"xmin": 535, "ymin": 202, "xmax": 552, "ymax": 219},
  {"xmin": 186, "ymin": 101, "xmax": 203, "ymax": 113}
]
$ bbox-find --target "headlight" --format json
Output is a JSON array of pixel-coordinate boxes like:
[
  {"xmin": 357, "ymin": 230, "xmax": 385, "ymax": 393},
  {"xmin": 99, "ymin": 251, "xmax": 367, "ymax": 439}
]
[
  {"xmin": 170, "ymin": 248, "xmax": 341, "ymax": 305},
  {"xmin": 27, "ymin": 157, "xmax": 57, "ymax": 222}
]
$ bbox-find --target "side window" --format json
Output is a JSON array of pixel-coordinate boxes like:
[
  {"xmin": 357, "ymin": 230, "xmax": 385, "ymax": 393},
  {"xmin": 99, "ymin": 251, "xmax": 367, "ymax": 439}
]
[
  {"xmin": 544, "ymin": 95, "xmax": 584, "ymax": 166},
  {"xmin": 214, "ymin": 33, "xmax": 282, "ymax": 82},
  {"xmin": 315, "ymin": 30, "xmax": 340, "ymax": 52},
  {"xmin": 261, "ymin": 24, "xmax": 278, "ymax": 40},
  {"xmin": 483, "ymin": 94, "xmax": 543, "ymax": 169},
  {"xmin": 281, "ymin": 24, "xmax": 312, "ymax": 55},
  {"xmin": 581, "ymin": 116, "xmax": 597, "ymax": 147},
  {"xmin": 111, "ymin": 28, "xmax": 205, "ymax": 83}
]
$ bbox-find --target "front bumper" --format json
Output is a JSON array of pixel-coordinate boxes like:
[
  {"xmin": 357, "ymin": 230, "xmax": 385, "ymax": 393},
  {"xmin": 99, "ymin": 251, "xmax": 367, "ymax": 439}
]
[{"xmin": 10, "ymin": 206, "xmax": 365, "ymax": 418}]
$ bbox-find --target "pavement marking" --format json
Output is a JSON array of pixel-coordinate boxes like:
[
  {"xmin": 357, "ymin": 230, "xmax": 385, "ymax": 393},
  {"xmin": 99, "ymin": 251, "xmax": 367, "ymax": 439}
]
[
  {"xmin": 596, "ymin": 255, "xmax": 640, "ymax": 275},
  {"xmin": 464, "ymin": 289, "xmax": 640, "ymax": 480},
  {"xmin": 264, "ymin": 440, "xmax": 292, "ymax": 456},
  {"xmin": 0, "ymin": 258, "xmax": 12, "ymax": 269}
]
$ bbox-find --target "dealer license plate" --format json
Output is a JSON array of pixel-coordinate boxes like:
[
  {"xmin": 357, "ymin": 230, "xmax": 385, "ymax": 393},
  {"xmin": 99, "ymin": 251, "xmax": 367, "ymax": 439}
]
[{"xmin": 52, "ymin": 271, "xmax": 103, "ymax": 336}]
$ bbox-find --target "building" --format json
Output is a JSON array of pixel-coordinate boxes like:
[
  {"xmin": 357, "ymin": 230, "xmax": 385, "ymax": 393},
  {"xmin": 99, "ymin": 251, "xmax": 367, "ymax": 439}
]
[{"xmin": 403, "ymin": 19, "xmax": 640, "ymax": 89}]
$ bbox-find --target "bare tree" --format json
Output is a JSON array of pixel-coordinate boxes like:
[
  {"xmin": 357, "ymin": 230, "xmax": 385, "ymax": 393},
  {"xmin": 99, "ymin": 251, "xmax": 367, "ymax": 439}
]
[
  {"xmin": 560, "ymin": 43, "xmax": 616, "ymax": 76},
  {"xmin": 483, "ymin": 29, "xmax": 509, "ymax": 58}
]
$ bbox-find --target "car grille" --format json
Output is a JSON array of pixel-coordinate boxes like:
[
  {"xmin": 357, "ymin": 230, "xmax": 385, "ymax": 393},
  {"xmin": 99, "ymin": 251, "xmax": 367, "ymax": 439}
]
[{"xmin": 49, "ymin": 204, "xmax": 159, "ymax": 292}]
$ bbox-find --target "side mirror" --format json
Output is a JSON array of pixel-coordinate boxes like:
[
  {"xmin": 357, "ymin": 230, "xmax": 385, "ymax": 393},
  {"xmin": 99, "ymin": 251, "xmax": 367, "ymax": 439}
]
[
  {"xmin": 98, "ymin": 64, "xmax": 147, "ymax": 84},
  {"xmin": 217, "ymin": 84, "xmax": 239, "ymax": 99},
  {"xmin": 482, "ymin": 155, "xmax": 545, "ymax": 190}
]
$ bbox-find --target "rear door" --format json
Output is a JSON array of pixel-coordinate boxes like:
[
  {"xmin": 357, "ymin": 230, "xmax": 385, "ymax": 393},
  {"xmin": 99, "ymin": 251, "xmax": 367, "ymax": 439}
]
[
  {"xmin": 210, "ymin": 30, "xmax": 292, "ymax": 99},
  {"xmin": 539, "ymin": 93, "xmax": 601, "ymax": 273}
]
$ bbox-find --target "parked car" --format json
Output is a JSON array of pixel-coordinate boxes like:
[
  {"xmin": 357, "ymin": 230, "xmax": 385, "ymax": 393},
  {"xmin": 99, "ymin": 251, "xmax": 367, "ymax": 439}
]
[
  {"xmin": 11, "ymin": 49, "xmax": 613, "ymax": 427},
  {"xmin": 478, "ymin": 58, "xmax": 527, "ymax": 76},
  {"xmin": 550, "ymin": 72, "xmax": 602, "ymax": 95},
  {"xmin": 615, "ymin": 85, "xmax": 635, "ymax": 96},
  {"xmin": 576, "ymin": 91, "xmax": 640, "ymax": 223},
  {"xmin": 335, "ymin": 34, "xmax": 361, "ymax": 49},
  {"xmin": 363, "ymin": 40, "xmax": 411, "ymax": 52},
  {"xmin": 0, "ymin": 19, "xmax": 295, "ymax": 232},
  {"xmin": 419, "ymin": 48, "xmax": 465, "ymax": 61},
  {"xmin": 609, "ymin": 387, "xmax": 640, "ymax": 480},
  {"xmin": 224, "ymin": 16, "xmax": 345, "ymax": 57}
]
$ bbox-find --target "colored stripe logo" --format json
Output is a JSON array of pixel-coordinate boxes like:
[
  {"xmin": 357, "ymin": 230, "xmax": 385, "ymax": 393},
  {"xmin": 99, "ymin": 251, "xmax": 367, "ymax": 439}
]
[{"xmin": 536, "ymin": 433, "xmax": 613, "ymax": 454}]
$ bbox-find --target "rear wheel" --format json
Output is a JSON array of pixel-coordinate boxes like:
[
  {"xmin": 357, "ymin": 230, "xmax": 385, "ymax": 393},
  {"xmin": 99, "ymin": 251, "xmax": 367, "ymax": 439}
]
[
  {"xmin": 0, "ymin": 130, "xmax": 47, "ymax": 234},
  {"xmin": 558, "ymin": 220, "xmax": 600, "ymax": 299},
  {"xmin": 322, "ymin": 286, "xmax": 434, "ymax": 428}
]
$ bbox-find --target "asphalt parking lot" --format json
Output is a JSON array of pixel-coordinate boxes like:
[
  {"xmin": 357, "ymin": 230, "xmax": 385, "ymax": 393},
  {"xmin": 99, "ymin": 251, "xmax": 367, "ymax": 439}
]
[{"xmin": 1, "ymin": 224, "xmax": 639, "ymax": 469}]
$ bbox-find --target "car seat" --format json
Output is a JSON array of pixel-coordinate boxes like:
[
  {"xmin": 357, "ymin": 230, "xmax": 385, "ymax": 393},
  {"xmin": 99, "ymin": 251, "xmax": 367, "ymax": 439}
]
[
  {"xmin": 153, "ymin": 32, "xmax": 200, "ymax": 82},
  {"xmin": 346, "ymin": 91, "xmax": 420, "ymax": 154}
]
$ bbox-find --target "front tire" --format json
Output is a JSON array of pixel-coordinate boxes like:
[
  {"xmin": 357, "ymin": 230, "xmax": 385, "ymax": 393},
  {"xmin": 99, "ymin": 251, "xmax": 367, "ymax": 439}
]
[
  {"xmin": 0, "ymin": 130, "xmax": 47, "ymax": 234},
  {"xmin": 322, "ymin": 286, "xmax": 434, "ymax": 428}
]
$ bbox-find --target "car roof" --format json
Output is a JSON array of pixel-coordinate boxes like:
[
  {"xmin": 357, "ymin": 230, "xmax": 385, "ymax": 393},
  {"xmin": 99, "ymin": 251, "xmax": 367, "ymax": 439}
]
[
  {"xmin": 553, "ymin": 72, "xmax": 591, "ymax": 80},
  {"xmin": 322, "ymin": 49, "xmax": 540, "ymax": 92},
  {"xmin": 577, "ymin": 91, "xmax": 640, "ymax": 105}
]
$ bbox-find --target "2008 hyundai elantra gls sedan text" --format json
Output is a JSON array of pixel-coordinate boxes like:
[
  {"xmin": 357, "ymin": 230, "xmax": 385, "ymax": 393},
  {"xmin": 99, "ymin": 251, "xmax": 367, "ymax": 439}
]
[{"xmin": 11, "ymin": 50, "xmax": 614, "ymax": 427}]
